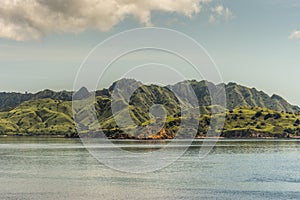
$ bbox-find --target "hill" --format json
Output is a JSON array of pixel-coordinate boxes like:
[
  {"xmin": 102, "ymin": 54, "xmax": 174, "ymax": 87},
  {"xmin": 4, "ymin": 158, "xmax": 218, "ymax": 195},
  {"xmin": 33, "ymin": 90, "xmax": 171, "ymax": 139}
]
[
  {"xmin": 0, "ymin": 79, "xmax": 300, "ymax": 138},
  {"xmin": 0, "ymin": 90, "xmax": 72, "ymax": 111},
  {"xmin": 1, "ymin": 79, "xmax": 299, "ymax": 112},
  {"xmin": 0, "ymin": 99, "xmax": 76, "ymax": 137}
]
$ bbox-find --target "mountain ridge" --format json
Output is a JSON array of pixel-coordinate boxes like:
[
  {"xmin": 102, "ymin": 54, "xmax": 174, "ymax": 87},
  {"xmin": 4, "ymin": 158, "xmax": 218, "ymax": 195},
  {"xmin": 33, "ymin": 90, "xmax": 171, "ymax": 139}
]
[
  {"xmin": 0, "ymin": 79, "xmax": 299, "ymax": 113},
  {"xmin": 1, "ymin": 79, "xmax": 300, "ymax": 138}
]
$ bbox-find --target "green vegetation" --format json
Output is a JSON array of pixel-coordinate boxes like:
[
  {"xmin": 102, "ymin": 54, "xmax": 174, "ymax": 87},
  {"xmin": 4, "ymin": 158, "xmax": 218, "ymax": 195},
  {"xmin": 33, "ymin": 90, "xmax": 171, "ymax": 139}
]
[
  {"xmin": 0, "ymin": 99, "xmax": 76, "ymax": 137},
  {"xmin": 0, "ymin": 79, "xmax": 300, "ymax": 138},
  {"xmin": 220, "ymin": 106, "xmax": 300, "ymax": 138}
]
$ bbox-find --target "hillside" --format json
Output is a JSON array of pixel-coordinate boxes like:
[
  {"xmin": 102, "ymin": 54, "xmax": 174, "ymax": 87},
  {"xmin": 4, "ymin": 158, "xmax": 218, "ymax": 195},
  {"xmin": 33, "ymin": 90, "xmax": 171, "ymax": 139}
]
[
  {"xmin": 0, "ymin": 79, "xmax": 300, "ymax": 138},
  {"xmin": 0, "ymin": 90, "xmax": 72, "ymax": 111},
  {"xmin": 0, "ymin": 99, "xmax": 76, "ymax": 137},
  {"xmin": 1, "ymin": 79, "xmax": 299, "ymax": 112},
  {"xmin": 1, "ymin": 99, "xmax": 300, "ymax": 138}
]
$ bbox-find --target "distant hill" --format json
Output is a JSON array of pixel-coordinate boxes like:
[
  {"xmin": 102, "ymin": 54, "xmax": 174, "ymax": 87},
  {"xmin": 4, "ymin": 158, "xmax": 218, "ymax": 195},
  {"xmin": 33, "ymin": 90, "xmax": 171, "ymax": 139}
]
[
  {"xmin": 224, "ymin": 82, "xmax": 300, "ymax": 112},
  {"xmin": 1, "ymin": 79, "xmax": 298, "ymax": 112},
  {"xmin": 0, "ymin": 90, "xmax": 72, "ymax": 111},
  {"xmin": 0, "ymin": 79, "xmax": 300, "ymax": 138}
]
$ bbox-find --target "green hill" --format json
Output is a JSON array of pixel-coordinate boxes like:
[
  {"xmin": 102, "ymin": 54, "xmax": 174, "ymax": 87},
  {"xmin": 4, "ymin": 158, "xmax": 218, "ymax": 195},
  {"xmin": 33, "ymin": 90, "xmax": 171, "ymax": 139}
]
[
  {"xmin": 0, "ymin": 99, "xmax": 76, "ymax": 137},
  {"xmin": 0, "ymin": 79, "xmax": 300, "ymax": 138},
  {"xmin": 1, "ymin": 79, "xmax": 299, "ymax": 112}
]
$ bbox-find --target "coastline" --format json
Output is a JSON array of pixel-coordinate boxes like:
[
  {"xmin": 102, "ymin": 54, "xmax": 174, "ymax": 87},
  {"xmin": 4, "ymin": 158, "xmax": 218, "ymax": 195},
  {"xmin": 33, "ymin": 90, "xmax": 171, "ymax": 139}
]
[{"xmin": 1, "ymin": 134, "xmax": 300, "ymax": 139}]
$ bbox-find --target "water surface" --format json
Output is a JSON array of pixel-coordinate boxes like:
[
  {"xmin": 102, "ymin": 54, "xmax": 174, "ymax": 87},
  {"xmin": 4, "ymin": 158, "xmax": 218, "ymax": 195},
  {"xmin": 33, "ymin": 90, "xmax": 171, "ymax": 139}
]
[{"xmin": 0, "ymin": 137, "xmax": 300, "ymax": 200}]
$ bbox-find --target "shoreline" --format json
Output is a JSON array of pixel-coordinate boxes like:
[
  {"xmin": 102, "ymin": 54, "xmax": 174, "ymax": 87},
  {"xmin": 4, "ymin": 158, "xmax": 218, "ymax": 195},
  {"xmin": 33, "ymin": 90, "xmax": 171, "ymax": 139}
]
[{"xmin": 1, "ymin": 134, "xmax": 300, "ymax": 140}]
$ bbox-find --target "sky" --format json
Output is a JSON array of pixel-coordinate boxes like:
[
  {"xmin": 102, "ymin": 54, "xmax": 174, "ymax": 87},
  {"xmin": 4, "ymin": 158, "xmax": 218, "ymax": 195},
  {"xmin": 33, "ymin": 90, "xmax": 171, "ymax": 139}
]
[{"xmin": 0, "ymin": 0, "xmax": 300, "ymax": 105}]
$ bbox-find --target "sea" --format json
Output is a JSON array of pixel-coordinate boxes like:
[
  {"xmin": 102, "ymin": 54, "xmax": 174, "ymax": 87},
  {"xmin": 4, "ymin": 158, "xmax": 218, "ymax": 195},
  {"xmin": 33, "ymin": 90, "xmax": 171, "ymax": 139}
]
[{"xmin": 0, "ymin": 137, "xmax": 299, "ymax": 200}]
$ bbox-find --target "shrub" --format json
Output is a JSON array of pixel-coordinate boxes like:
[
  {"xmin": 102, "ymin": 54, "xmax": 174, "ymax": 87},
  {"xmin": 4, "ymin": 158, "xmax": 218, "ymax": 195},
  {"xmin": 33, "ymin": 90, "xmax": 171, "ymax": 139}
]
[
  {"xmin": 284, "ymin": 128, "xmax": 293, "ymax": 134},
  {"xmin": 264, "ymin": 113, "xmax": 272, "ymax": 120},
  {"xmin": 273, "ymin": 113, "xmax": 281, "ymax": 119},
  {"xmin": 256, "ymin": 125, "xmax": 262, "ymax": 129},
  {"xmin": 254, "ymin": 111, "xmax": 262, "ymax": 118},
  {"xmin": 232, "ymin": 115, "xmax": 238, "ymax": 120}
]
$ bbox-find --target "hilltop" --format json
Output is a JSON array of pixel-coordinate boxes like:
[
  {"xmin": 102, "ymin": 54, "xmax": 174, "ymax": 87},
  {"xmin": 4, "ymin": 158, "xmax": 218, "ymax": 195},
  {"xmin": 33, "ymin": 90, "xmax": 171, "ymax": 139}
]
[{"xmin": 1, "ymin": 79, "xmax": 298, "ymax": 112}]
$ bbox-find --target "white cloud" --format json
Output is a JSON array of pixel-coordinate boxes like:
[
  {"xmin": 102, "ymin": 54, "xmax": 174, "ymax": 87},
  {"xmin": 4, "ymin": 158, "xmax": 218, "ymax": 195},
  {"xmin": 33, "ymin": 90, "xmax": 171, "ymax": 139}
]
[
  {"xmin": 210, "ymin": 5, "xmax": 233, "ymax": 23},
  {"xmin": 289, "ymin": 31, "xmax": 300, "ymax": 40},
  {"xmin": 0, "ymin": 0, "xmax": 212, "ymax": 41}
]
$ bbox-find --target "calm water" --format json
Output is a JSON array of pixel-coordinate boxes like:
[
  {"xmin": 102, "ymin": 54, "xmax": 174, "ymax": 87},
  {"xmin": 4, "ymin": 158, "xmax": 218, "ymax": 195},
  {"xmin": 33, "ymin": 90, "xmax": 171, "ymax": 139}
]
[{"xmin": 0, "ymin": 137, "xmax": 300, "ymax": 200}]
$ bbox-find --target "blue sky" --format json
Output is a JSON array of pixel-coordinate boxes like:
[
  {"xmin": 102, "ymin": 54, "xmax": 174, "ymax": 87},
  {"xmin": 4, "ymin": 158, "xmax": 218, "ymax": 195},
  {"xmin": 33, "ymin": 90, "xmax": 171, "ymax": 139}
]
[{"xmin": 0, "ymin": 0, "xmax": 300, "ymax": 105}]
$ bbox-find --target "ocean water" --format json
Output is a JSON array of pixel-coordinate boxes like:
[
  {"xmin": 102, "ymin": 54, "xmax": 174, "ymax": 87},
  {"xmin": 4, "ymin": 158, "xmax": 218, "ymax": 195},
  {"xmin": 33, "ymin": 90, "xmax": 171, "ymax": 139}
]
[{"xmin": 0, "ymin": 137, "xmax": 300, "ymax": 200}]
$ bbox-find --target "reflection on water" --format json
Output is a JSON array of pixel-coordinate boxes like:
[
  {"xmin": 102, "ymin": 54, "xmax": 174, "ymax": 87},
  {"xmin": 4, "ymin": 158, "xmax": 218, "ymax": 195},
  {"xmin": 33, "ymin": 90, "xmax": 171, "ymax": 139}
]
[{"xmin": 0, "ymin": 137, "xmax": 300, "ymax": 200}]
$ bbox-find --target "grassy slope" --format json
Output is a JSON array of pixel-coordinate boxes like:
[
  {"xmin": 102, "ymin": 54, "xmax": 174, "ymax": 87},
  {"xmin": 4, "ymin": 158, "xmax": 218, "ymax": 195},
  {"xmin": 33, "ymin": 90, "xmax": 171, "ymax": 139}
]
[
  {"xmin": 0, "ymin": 99, "xmax": 76, "ymax": 136},
  {"xmin": 0, "ymin": 97, "xmax": 300, "ymax": 138},
  {"xmin": 221, "ymin": 106, "xmax": 300, "ymax": 137}
]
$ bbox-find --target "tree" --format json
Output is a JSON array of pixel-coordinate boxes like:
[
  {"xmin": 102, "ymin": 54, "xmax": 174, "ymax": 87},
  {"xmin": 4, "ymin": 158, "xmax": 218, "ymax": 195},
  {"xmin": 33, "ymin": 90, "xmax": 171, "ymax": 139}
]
[
  {"xmin": 264, "ymin": 113, "xmax": 272, "ymax": 120},
  {"xmin": 256, "ymin": 125, "xmax": 262, "ymax": 129},
  {"xmin": 273, "ymin": 113, "xmax": 281, "ymax": 119},
  {"xmin": 254, "ymin": 111, "xmax": 262, "ymax": 118}
]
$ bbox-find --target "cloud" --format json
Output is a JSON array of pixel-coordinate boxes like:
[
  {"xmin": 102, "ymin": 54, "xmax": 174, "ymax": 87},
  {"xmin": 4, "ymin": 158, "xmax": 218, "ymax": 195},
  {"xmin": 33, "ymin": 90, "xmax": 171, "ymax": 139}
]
[
  {"xmin": 0, "ymin": 0, "xmax": 212, "ymax": 41},
  {"xmin": 288, "ymin": 31, "xmax": 300, "ymax": 40},
  {"xmin": 209, "ymin": 5, "xmax": 233, "ymax": 23}
]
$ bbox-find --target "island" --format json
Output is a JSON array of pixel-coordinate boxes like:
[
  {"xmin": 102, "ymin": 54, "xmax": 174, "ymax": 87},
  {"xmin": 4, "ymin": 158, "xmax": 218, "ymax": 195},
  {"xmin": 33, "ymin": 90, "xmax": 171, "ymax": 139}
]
[{"xmin": 0, "ymin": 79, "xmax": 300, "ymax": 139}]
